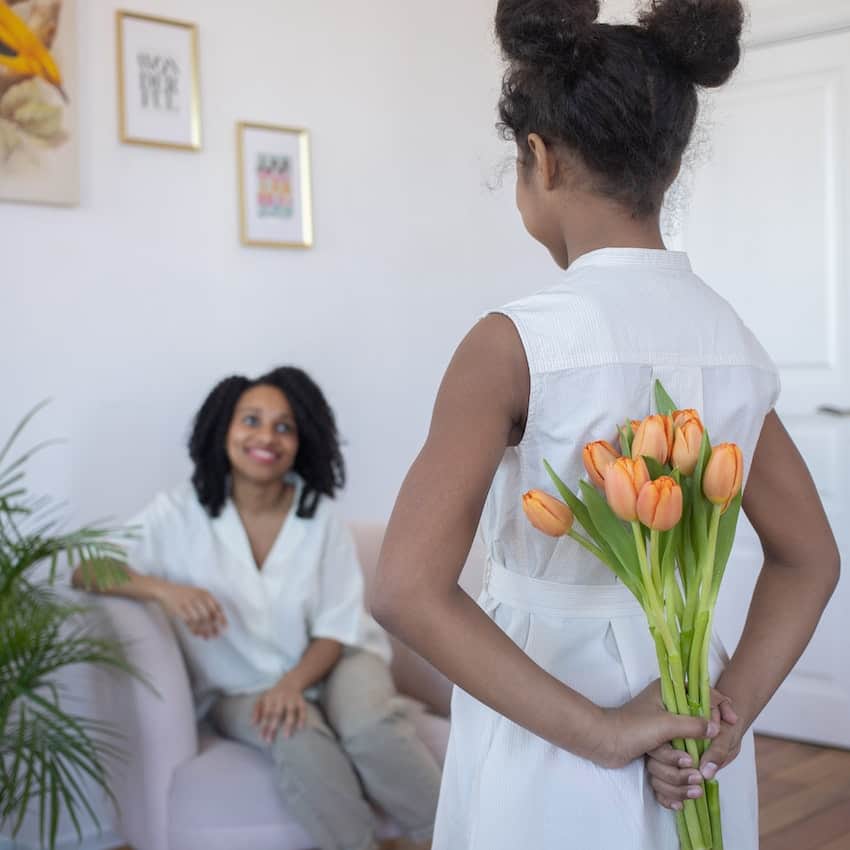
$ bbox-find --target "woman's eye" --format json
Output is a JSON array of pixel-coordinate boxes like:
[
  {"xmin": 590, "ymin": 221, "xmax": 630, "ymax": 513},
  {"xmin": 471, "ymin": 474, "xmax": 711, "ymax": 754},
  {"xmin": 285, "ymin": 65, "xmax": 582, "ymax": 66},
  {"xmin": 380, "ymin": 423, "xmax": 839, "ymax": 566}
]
[
  {"xmin": 275, "ymin": 423, "xmax": 291, "ymax": 434},
  {"xmin": 243, "ymin": 415, "xmax": 259, "ymax": 426}
]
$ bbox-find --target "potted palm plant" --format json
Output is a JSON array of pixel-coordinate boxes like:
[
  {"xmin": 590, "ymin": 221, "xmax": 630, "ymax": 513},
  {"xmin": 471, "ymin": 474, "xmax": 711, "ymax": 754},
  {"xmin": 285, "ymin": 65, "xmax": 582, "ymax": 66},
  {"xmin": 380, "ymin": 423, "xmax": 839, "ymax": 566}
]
[{"xmin": 0, "ymin": 404, "xmax": 139, "ymax": 849}]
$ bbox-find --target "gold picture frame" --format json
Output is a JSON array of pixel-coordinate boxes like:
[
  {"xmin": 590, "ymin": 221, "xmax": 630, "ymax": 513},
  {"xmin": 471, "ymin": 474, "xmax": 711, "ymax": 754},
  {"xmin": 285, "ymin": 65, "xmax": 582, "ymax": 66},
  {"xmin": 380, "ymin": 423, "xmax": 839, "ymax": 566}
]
[
  {"xmin": 237, "ymin": 122, "xmax": 314, "ymax": 249},
  {"xmin": 116, "ymin": 11, "xmax": 202, "ymax": 151}
]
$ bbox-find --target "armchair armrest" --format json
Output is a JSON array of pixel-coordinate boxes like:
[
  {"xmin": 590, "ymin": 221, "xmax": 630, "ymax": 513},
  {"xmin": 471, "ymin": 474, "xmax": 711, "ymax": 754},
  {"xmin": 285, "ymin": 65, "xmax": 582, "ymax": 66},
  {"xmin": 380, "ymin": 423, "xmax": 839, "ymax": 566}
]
[
  {"xmin": 87, "ymin": 595, "xmax": 197, "ymax": 850},
  {"xmin": 351, "ymin": 522, "xmax": 488, "ymax": 719}
]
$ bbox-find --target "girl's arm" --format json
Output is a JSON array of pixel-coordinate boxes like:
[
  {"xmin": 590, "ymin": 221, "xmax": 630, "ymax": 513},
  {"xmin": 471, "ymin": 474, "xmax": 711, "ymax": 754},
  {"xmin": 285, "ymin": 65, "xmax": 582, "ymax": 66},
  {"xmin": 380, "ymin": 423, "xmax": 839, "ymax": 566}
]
[
  {"xmin": 373, "ymin": 315, "xmax": 713, "ymax": 768},
  {"xmin": 71, "ymin": 563, "xmax": 228, "ymax": 639},
  {"xmin": 705, "ymin": 414, "xmax": 839, "ymax": 762},
  {"xmin": 647, "ymin": 411, "xmax": 839, "ymax": 807}
]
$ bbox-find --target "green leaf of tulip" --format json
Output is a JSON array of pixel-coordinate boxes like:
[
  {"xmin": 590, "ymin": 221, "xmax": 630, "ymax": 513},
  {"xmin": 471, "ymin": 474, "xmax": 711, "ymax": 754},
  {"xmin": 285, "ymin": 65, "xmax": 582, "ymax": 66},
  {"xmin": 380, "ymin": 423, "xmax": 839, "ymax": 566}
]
[
  {"xmin": 711, "ymin": 490, "xmax": 743, "ymax": 599},
  {"xmin": 642, "ymin": 455, "xmax": 670, "ymax": 481},
  {"xmin": 655, "ymin": 380, "xmax": 678, "ymax": 416},
  {"xmin": 579, "ymin": 480, "xmax": 644, "ymax": 596},
  {"xmin": 619, "ymin": 421, "xmax": 634, "ymax": 458}
]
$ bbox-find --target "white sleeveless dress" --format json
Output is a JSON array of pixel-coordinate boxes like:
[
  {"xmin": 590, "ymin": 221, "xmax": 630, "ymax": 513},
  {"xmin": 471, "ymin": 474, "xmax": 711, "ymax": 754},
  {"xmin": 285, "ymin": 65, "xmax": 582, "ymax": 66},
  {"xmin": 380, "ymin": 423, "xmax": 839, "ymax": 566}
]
[{"xmin": 433, "ymin": 248, "xmax": 779, "ymax": 850}]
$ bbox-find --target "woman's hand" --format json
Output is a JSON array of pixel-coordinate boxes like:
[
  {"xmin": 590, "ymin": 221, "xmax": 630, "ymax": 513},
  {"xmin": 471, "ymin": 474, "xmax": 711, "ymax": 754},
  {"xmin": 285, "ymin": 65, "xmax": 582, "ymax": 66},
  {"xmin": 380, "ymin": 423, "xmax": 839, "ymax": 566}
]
[
  {"xmin": 592, "ymin": 681, "xmax": 721, "ymax": 770},
  {"xmin": 646, "ymin": 689, "xmax": 742, "ymax": 810},
  {"xmin": 252, "ymin": 676, "xmax": 308, "ymax": 743},
  {"xmin": 156, "ymin": 582, "xmax": 227, "ymax": 639}
]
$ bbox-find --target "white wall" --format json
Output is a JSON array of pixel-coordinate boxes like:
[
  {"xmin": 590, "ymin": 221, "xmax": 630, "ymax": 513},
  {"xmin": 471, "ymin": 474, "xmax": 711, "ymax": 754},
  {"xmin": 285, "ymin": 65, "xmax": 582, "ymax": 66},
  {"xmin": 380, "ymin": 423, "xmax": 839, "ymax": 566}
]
[
  {"xmin": 0, "ymin": 0, "xmax": 562, "ymax": 532},
  {"xmin": 602, "ymin": 0, "xmax": 850, "ymax": 42}
]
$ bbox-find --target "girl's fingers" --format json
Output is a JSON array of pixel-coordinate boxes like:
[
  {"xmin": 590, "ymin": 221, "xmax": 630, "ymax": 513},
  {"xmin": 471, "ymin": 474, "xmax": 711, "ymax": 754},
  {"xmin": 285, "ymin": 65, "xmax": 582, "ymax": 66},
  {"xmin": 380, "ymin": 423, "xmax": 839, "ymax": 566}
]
[
  {"xmin": 646, "ymin": 758, "xmax": 702, "ymax": 788},
  {"xmin": 719, "ymin": 701, "xmax": 738, "ymax": 725},
  {"xmin": 647, "ymin": 743, "xmax": 693, "ymax": 769},
  {"xmin": 650, "ymin": 775, "xmax": 704, "ymax": 802},
  {"xmin": 657, "ymin": 796, "xmax": 683, "ymax": 812},
  {"xmin": 711, "ymin": 689, "xmax": 739, "ymax": 725},
  {"xmin": 711, "ymin": 704, "xmax": 721, "ymax": 729}
]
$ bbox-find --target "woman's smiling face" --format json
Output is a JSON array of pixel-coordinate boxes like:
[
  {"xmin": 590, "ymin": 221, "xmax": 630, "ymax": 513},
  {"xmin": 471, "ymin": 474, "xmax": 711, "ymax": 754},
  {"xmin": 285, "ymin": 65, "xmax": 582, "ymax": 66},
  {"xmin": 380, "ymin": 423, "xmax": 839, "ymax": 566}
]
[{"xmin": 225, "ymin": 384, "xmax": 299, "ymax": 485}]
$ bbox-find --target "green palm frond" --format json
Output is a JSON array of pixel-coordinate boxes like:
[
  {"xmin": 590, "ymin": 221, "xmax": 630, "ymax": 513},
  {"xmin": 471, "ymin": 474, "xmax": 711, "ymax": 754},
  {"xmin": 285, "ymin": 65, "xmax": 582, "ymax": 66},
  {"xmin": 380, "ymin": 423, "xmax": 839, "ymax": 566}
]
[{"xmin": 0, "ymin": 404, "xmax": 145, "ymax": 848}]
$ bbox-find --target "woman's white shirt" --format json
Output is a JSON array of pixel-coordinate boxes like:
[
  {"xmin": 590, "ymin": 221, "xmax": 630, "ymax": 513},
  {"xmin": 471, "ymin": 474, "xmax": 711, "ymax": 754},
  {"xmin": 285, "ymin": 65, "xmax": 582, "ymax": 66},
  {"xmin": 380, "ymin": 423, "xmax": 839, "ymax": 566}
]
[{"xmin": 124, "ymin": 476, "xmax": 391, "ymax": 705}]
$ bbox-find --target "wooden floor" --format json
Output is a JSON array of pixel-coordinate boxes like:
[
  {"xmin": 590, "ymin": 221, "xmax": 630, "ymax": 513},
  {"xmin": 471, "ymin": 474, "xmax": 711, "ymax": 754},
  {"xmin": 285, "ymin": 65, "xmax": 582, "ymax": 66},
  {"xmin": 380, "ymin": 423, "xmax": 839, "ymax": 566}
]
[{"xmin": 757, "ymin": 735, "xmax": 850, "ymax": 849}]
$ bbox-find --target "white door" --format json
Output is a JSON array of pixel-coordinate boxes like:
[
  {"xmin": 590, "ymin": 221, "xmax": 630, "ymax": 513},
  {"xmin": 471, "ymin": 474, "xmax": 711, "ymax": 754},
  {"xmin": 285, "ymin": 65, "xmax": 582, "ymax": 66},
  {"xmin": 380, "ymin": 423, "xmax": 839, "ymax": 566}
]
[{"xmin": 682, "ymin": 26, "xmax": 850, "ymax": 747}]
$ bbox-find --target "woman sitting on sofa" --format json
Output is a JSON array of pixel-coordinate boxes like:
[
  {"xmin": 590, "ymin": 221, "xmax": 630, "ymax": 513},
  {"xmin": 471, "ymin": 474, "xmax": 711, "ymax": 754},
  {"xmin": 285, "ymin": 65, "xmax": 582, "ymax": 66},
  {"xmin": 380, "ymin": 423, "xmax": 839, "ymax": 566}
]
[{"xmin": 73, "ymin": 366, "xmax": 440, "ymax": 850}]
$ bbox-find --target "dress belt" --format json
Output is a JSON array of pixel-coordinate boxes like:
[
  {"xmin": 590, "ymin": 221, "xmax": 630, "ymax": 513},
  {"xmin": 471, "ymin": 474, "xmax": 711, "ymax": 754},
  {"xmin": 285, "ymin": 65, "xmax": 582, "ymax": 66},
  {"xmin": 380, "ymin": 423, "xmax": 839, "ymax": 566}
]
[{"xmin": 484, "ymin": 560, "xmax": 645, "ymax": 619}]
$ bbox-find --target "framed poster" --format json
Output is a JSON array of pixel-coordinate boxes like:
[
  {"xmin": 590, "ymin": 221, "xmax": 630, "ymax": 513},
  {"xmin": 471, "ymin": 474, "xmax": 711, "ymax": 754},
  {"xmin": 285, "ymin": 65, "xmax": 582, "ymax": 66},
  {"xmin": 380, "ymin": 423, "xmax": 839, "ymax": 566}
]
[
  {"xmin": 0, "ymin": 0, "xmax": 79, "ymax": 205},
  {"xmin": 116, "ymin": 10, "xmax": 201, "ymax": 150},
  {"xmin": 237, "ymin": 121, "xmax": 313, "ymax": 249}
]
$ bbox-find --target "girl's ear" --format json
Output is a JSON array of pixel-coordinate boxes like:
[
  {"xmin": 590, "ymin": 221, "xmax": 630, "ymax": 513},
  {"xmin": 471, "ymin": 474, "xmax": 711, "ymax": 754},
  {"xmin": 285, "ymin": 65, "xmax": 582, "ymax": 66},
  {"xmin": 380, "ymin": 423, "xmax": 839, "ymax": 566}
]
[{"xmin": 527, "ymin": 133, "xmax": 558, "ymax": 191}]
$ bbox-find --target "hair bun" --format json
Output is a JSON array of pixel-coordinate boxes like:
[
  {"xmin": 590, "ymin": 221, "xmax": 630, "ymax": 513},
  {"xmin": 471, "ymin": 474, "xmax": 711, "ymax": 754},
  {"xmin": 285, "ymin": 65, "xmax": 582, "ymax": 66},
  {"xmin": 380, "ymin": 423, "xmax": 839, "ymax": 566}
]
[
  {"xmin": 640, "ymin": 0, "xmax": 745, "ymax": 88},
  {"xmin": 496, "ymin": 0, "xmax": 600, "ymax": 69}
]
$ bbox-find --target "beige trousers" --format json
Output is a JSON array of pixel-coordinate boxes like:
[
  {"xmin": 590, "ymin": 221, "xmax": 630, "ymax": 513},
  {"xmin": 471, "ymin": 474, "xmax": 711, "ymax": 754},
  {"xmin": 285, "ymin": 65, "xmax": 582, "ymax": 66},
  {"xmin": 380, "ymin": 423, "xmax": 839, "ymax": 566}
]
[{"xmin": 211, "ymin": 649, "xmax": 441, "ymax": 850}]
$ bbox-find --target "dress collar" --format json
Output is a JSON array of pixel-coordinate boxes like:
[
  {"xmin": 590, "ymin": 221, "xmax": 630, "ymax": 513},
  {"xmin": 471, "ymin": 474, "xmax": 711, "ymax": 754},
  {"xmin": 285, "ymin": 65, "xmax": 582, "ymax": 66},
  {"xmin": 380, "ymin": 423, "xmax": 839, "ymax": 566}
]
[{"xmin": 567, "ymin": 248, "xmax": 692, "ymax": 274}]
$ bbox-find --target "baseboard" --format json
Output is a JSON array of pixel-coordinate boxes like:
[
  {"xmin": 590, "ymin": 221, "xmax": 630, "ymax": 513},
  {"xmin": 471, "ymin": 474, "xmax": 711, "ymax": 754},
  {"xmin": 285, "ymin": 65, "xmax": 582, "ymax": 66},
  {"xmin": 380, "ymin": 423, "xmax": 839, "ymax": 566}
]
[{"xmin": 0, "ymin": 831, "xmax": 124, "ymax": 850}]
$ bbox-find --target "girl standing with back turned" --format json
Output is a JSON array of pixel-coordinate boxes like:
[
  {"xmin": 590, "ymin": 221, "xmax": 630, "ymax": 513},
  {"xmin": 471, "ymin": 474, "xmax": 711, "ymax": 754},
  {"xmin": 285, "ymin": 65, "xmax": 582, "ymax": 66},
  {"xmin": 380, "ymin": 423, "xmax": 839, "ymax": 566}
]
[{"xmin": 372, "ymin": 2, "xmax": 839, "ymax": 848}]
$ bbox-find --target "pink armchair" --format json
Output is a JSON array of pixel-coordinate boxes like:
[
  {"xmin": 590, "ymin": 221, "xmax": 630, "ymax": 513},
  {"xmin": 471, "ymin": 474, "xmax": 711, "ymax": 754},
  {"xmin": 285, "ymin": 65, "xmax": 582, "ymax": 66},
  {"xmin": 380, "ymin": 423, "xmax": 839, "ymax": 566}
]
[{"xmin": 91, "ymin": 523, "xmax": 485, "ymax": 850}]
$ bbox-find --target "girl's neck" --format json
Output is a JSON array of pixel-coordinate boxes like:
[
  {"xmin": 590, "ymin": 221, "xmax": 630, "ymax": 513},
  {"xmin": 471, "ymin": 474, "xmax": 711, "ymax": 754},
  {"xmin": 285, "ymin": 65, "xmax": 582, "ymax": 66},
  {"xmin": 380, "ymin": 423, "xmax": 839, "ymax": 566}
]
[
  {"xmin": 230, "ymin": 475, "xmax": 293, "ymax": 517},
  {"xmin": 562, "ymin": 193, "xmax": 666, "ymax": 267}
]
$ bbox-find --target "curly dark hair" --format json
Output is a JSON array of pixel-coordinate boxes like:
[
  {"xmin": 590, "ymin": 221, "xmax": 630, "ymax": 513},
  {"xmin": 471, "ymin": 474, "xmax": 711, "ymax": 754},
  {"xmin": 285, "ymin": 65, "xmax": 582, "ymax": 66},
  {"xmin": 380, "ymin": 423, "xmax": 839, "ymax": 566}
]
[
  {"xmin": 188, "ymin": 367, "xmax": 345, "ymax": 520},
  {"xmin": 495, "ymin": 0, "xmax": 745, "ymax": 217}
]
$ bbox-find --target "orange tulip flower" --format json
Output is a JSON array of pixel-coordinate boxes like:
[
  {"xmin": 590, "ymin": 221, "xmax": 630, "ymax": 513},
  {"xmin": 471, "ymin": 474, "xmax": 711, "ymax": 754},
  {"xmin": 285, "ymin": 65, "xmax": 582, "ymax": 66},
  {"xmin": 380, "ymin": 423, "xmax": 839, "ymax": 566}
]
[
  {"xmin": 636, "ymin": 476, "xmax": 683, "ymax": 531},
  {"xmin": 631, "ymin": 414, "xmax": 674, "ymax": 465},
  {"xmin": 673, "ymin": 408, "xmax": 701, "ymax": 427},
  {"xmin": 522, "ymin": 490, "xmax": 574, "ymax": 537},
  {"xmin": 583, "ymin": 440, "xmax": 619, "ymax": 488},
  {"xmin": 604, "ymin": 457, "xmax": 651, "ymax": 522},
  {"xmin": 703, "ymin": 443, "xmax": 744, "ymax": 512},
  {"xmin": 671, "ymin": 412, "xmax": 704, "ymax": 476}
]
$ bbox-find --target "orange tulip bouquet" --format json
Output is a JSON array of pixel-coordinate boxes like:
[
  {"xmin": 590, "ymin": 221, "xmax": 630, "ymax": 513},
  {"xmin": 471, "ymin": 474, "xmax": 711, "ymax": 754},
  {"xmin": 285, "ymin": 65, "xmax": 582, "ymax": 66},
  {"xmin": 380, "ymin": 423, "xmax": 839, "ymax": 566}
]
[{"xmin": 522, "ymin": 382, "xmax": 744, "ymax": 850}]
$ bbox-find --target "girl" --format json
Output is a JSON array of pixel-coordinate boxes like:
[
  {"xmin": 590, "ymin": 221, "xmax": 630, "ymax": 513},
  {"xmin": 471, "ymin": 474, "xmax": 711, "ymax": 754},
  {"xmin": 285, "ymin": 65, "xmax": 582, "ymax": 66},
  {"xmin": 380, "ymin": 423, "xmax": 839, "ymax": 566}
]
[
  {"xmin": 74, "ymin": 366, "xmax": 440, "ymax": 850},
  {"xmin": 372, "ymin": 1, "xmax": 838, "ymax": 848}
]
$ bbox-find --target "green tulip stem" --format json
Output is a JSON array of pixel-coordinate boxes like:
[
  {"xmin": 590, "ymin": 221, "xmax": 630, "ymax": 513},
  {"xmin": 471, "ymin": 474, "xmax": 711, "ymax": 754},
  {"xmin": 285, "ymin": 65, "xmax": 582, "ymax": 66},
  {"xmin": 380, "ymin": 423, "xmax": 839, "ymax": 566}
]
[
  {"xmin": 687, "ymin": 506, "xmax": 719, "ymax": 716},
  {"xmin": 652, "ymin": 631, "xmax": 708, "ymax": 850},
  {"xmin": 650, "ymin": 528, "xmax": 662, "ymax": 594},
  {"xmin": 672, "ymin": 572, "xmax": 686, "ymax": 624},
  {"xmin": 632, "ymin": 522, "xmax": 653, "ymax": 600},
  {"xmin": 677, "ymin": 810, "xmax": 695, "ymax": 850},
  {"xmin": 706, "ymin": 780, "xmax": 724, "ymax": 849},
  {"xmin": 688, "ymin": 611, "xmax": 708, "ymax": 714},
  {"xmin": 668, "ymin": 652, "xmax": 713, "ymax": 843},
  {"xmin": 634, "ymin": 522, "xmax": 711, "ymax": 845},
  {"xmin": 679, "ymin": 535, "xmax": 700, "ymax": 672},
  {"xmin": 699, "ymin": 506, "xmax": 722, "ymax": 721}
]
